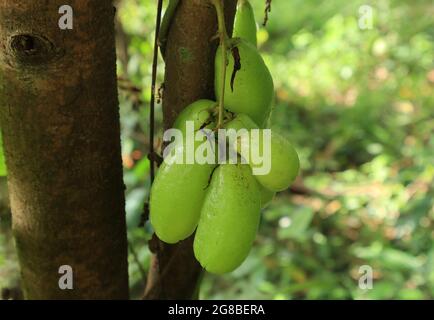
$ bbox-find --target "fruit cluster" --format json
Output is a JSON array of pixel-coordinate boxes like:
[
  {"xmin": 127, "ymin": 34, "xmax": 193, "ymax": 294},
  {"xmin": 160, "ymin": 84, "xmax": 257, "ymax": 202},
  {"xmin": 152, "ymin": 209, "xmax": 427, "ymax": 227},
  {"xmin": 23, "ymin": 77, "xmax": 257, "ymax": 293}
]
[{"xmin": 150, "ymin": 0, "xmax": 300, "ymax": 274}]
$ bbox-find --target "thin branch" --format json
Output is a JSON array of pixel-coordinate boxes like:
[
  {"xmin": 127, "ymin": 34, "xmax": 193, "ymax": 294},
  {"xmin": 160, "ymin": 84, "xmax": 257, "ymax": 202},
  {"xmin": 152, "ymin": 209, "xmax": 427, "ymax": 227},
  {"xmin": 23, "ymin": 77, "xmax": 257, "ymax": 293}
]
[
  {"xmin": 263, "ymin": 0, "xmax": 272, "ymax": 26},
  {"xmin": 150, "ymin": 0, "xmax": 164, "ymax": 183},
  {"xmin": 159, "ymin": 0, "xmax": 180, "ymax": 59},
  {"xmin": 211, "ymin": 0, "xmax": 229, "ymax": 128}
]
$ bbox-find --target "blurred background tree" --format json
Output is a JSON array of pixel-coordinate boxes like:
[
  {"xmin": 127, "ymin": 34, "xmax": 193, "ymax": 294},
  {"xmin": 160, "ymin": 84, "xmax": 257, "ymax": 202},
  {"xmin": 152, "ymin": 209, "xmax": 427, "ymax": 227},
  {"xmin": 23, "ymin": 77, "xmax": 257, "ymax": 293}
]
[{"xmin": 1, "ymin": 0, "xmax": 433, "ymax": 299}]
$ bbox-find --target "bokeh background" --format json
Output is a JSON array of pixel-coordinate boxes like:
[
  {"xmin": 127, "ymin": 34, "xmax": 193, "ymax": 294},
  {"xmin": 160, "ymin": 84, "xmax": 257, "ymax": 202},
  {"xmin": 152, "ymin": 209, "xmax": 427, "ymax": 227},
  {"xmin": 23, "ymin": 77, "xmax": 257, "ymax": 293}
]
[{"xmin": 1, "ymin": 0, "xmax": 433, "ymax": 299}]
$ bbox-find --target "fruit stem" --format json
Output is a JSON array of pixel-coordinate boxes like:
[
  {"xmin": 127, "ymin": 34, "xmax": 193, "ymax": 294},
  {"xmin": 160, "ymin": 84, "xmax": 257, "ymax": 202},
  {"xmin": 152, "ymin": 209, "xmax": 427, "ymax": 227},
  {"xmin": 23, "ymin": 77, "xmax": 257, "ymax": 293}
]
[
  {"xmin": 158, "ymin": 0, "xmax": 180, "ymax": 59},
  {"xmin": 211, "ymin": 0, "xmax": 229, "ymax": 128}
]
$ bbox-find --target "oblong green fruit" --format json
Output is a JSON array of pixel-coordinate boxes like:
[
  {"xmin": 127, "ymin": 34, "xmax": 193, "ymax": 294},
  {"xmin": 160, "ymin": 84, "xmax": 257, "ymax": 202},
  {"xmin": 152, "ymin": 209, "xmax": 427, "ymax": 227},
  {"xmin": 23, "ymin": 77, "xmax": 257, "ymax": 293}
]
[
  {"xmin": 172, "ymin": 99, "xmax": 216, "ymax": 134},
  {"xmin": 150, "ymin": 144, "xmax": 214, "ymax": 244},
  {"xmin": 239, "ymin": 130, "xmax": 299, "ymax": 192},
  {"xmin": 194, "ymin": 164, "xmax": 261, "ymax": 274},
  {"xmin": 224, "ymin": 113, "xmax": 259, "ymax": 131},
  {"xmin": 215, "ymin": 38, "xmax": 274, "ymax": 127},
  {"xmin": 151, "ymin": 100, "xmax": 217, "ymax": 243},
  {"xmin": 170, "ymin": 99, "xmax": 218, "ymax": 164},
  {"xmin": 224, "ymin": 114, "xmax": 276, "ymax": 207},
  {"xmin": 233, "ymin": 0, "xmax": 257, "ymax": 47}
]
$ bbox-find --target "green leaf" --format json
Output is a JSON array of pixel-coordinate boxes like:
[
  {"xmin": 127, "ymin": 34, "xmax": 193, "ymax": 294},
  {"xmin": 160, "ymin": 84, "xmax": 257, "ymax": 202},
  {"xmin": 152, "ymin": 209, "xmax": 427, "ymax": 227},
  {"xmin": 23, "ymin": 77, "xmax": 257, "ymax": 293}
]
[
  {"xmin": 397, "ymin": 288, "xmax": 425, "ymax": 300},
  {"xmin": 277, "ymin": 207, "xmax": 314, "ymax": 241},
  {"xmin": 380, "ymin": 248, "xmax": 423, "ymax": 271},
  {"xmin": 133, "ymin": 158, "xmax": 150, "ymax": 179},
  {"xmin": 364, "ymin": 281, "xmax": 397, "ymax": 300}
]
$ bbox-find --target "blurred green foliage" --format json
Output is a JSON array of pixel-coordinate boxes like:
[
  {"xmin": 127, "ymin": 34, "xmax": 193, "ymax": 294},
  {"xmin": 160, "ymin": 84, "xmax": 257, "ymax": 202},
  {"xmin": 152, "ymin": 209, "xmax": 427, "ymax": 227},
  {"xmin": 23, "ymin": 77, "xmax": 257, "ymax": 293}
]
[
  {"xmin": 0, "ymin": 135, "xmax": 6, "ymax": 176},
  {"xmin": 0, "ymin": 0, "xmax": 433, "ymax": 300}
]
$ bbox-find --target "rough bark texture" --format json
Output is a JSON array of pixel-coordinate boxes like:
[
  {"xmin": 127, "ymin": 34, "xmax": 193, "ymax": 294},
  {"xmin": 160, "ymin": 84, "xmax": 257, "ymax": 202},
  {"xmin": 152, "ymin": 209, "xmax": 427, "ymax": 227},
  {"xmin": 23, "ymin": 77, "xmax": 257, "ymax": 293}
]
[
  {"xmin": 144, "ymin": 0, "xmax": 237, "ymax": 300},
  {"xmin": 0, "ymin": 1, "xmax": 129, "ymax": 299}
]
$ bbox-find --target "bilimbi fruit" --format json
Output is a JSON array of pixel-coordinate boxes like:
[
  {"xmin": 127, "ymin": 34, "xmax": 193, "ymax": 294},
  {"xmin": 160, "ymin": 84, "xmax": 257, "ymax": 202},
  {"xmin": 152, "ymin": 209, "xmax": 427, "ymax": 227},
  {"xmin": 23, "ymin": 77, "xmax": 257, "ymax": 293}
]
[
  {"xmin": 193, "ymin": 164, "xmax": 261, "ymax": 274},
  {"xmin": 150, "ymin": 100, "xmax": 216, "ymax": 244},
  {"xmin": 233, "ymin": 0, "xmax": 257, "ymax": 47},
  {"xmin": 215, "ymin": 38, "xmax": 274, "ymax": 127},
  {"xmin": 150, "ymin": 147, "xmax": 214, "ymax": 244},
  {"xmin": 150, "ymin": 1, "xmax": 300, "ymax": 274},
  {"xmin": 172, "ymin": 99, "xmax": 216, "ymax": 136},
  {"xmin": 237, "ymin": 129, "xmax": 300, "ymax": 192},
  {"xmin": 225, "ymin": 113, "xmax": 276, "ymax": 208}
]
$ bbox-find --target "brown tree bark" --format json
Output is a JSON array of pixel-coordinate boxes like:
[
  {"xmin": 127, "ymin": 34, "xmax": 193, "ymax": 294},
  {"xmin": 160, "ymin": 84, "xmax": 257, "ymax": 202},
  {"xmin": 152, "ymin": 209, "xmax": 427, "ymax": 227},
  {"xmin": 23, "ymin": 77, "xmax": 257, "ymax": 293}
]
[
  {"xmin": 144, "ymin": 0, "xmax": 237, "ymax": 300},
  {"xmin": 0, "ymin": 1, "xmax": 129, "ymax": 299}
]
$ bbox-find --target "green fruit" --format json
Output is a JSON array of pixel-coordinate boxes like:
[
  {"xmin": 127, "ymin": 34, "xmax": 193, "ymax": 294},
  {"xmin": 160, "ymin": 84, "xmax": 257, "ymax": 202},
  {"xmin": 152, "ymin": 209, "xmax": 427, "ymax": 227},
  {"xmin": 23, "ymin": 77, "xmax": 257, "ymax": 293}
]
[
  {"xmin": 215, "ymin": 38, "xmax": 274, "ymax": 127},
  {"xmin": 150, "ymin": 145, "xmax": 214, "ymax": 244},
  {"xmin": 233, "ymin": 0, "xmax": 257, "ymax": 47},
  {"xmin": 239, "ymin": 130, "xmax": 299, "ymax": 192},
  {"xmin": 171, "ymin": 99, "xmax": 217, "ymax": 162},
  {"xmin": 224, "ymin": 113, "xmax": 259, "ymax": 131},
  {"xmin": 150, "ymin": 100, "xmax": 217, "ymax": 243},
  {"xmin": 173, "ymin": 99, "xmax": 216, "ymax": 134},
  {"xmin": 224, "ymin": 114, "xmax": 276, "ymax": 207},
  {"xmin": 194, "ymin": 164, "xmax": 261, "ymax": 274}
]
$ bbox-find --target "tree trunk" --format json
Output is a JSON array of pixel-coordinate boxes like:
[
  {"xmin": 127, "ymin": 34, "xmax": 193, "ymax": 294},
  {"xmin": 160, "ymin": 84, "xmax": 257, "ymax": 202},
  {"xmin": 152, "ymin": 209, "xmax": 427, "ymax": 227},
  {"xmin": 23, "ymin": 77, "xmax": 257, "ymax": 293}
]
[
  {"xmin": 0, "ymin": 1, "xmax": 129, "ymax": 299},
  {"xmin": 144, "ymin": 0, "xmax": 237, "ymax": 300}
]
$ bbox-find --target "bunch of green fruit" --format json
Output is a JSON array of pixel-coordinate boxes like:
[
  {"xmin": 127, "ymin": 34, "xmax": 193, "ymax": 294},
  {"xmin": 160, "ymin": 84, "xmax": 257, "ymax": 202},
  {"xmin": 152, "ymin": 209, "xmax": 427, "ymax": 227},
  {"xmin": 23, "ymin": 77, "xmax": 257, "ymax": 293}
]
[{"xmin": 150, "ymin": 0, "xmax": 299, "ymax": 274}]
